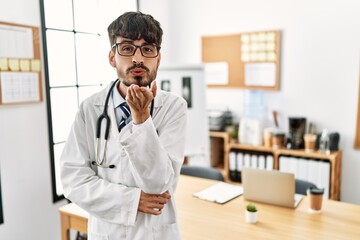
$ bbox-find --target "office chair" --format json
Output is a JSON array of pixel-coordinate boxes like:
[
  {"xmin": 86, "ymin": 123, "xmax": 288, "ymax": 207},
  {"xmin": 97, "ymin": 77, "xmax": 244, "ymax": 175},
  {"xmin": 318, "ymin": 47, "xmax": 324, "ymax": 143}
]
[
  {"xmin": 180, "ymin": 165, "xmax": 224, "ymax": 181},
  {"xmin": 295, "ymin": 179, "xmax": 317, "ymax": 195}
]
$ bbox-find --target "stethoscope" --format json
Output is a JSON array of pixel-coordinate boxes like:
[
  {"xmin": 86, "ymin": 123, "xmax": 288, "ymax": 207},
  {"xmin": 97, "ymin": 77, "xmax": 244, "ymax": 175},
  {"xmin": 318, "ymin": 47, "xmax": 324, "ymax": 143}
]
[{"xmin": 92, "ymin": 79, "xmax": 155, "ymax": 169}]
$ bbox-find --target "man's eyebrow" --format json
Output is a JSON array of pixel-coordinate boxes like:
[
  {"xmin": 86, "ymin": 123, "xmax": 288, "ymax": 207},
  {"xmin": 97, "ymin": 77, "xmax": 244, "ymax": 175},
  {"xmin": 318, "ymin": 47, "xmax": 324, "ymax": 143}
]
[
  {"xmin": 119, "ymin": 40, "xmax": 134, "ymax": 44},
  {"xmin": 119, "ymin": 40, "xmax": 155, "ymax": 46}
]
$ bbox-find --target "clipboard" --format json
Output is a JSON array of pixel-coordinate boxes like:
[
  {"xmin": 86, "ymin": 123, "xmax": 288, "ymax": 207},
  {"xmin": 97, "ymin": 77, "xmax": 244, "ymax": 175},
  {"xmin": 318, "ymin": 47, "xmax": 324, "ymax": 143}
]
[{"xmin": 193, "ymin": 182, "xmax": 243, "ymax": 204}]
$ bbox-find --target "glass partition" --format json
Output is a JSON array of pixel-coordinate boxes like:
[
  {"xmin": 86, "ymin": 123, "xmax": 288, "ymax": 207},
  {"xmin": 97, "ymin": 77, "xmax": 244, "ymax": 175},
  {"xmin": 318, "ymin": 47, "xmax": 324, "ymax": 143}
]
[{"xmin": 40, "ymin": 0, "xmax": 138, "ymax": 202}]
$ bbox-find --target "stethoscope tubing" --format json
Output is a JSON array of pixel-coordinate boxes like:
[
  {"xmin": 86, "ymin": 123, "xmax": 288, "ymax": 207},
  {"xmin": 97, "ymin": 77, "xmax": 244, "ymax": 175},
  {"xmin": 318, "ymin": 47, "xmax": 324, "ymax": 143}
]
[
  {"xmin": 96, "ymin": 79, "xmax": 119, "ymax": 140},
  {"xmin": 93, "ymin": 79, "xmax": 155, "ymax": 169}
]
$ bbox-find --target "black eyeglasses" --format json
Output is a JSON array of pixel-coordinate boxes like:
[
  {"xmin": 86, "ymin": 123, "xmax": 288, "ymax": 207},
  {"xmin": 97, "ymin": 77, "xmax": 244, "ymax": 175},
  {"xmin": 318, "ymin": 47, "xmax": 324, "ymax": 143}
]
[{"xmin": 111, "ymin": 42, "xmax": 161, "ymax": 58}]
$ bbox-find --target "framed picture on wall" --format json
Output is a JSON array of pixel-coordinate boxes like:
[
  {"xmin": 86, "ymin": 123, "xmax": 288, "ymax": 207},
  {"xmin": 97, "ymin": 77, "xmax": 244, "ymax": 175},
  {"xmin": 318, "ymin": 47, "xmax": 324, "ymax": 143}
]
[
  {"xmin": 182, "ymin": 76, "xmax": 192, "ymax": 108},
  {"xmin": 0, "ymin": 168, "xmax": 3, "ymax": 224},
  {"xmin": 354, "ymin": 67, "xmax": 360, "ymax": 149},
  {"xmin": 160, "ymin": 80, "xmax": 171, "ymax": 92}
]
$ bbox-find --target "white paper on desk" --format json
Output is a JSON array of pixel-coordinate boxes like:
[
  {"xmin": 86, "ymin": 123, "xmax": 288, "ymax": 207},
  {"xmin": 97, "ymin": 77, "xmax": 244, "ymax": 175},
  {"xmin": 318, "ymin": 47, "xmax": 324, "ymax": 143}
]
[{"xmin": 193, "ymin": 182, "xmax": 243, "ymax": 204}]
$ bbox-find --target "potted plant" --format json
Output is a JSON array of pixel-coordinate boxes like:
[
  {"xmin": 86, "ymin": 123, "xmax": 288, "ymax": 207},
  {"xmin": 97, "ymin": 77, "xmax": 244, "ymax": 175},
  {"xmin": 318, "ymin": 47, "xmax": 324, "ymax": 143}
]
[{"xmin": 245, "ymin": 203, "xmax": 258, "ymax": 223}]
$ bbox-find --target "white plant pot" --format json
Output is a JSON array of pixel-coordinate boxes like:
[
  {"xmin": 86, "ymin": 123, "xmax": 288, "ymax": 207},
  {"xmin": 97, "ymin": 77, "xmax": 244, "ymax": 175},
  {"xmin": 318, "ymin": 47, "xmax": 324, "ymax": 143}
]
[{"xmin": 245, "ymin": 210, "xmax": 258, "ymax": 223}]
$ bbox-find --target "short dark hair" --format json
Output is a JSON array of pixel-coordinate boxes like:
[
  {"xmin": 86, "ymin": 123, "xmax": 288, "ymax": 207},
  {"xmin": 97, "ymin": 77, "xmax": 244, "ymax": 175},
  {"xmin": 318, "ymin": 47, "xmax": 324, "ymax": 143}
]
[{"xmin": 107, "ymin": 11, "xmax": 163, "ymax": 47}]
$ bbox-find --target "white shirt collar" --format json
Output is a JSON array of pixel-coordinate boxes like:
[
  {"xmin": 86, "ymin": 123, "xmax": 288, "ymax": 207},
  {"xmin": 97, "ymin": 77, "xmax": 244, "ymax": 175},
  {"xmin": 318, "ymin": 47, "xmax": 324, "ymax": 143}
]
[{"xmin": 112, "ymin": 80, "xmax": 126, "ymax": 109}]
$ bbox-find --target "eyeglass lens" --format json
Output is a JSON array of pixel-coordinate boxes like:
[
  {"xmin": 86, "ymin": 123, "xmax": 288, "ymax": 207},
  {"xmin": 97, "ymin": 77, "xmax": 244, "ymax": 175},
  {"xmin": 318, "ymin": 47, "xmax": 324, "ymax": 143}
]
[{"xmin": 116, "ymin": 43, "xmax": 158, "ymax": 58}]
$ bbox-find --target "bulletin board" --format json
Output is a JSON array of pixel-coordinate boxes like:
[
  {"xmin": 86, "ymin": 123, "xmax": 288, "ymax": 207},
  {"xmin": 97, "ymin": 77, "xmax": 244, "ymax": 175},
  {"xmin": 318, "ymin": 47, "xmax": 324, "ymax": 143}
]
[
  {"xmin": 0, "ymin": 168, "xmax": 3, "ymax": 224},
  {"xmin": 0, "ymin": 21, "xmax": 43, "ymax": 105},
  {"xmin": 354, "ymin": 67, "xmax": 360, "ymax": 149},
  {"xmin": 202, "ymin": 30, "xmax": 281, "ymax": 90}
]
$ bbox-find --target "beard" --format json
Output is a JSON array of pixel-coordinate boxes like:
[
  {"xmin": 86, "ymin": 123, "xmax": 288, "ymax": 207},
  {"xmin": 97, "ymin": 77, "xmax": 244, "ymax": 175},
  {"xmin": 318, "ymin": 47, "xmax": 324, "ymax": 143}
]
[{"xmin": 119, "ymin": 63, "xmax": 158, "ymax": 87}]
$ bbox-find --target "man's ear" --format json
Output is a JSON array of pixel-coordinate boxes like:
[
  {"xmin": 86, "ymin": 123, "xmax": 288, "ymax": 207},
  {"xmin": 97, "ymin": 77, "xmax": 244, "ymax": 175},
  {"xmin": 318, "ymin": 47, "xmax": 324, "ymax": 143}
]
[
  {"xmin": 109, "ymin": 50, "xmax": 116, "ymax": 68},
  {"xmin": 156, "ymin": 52, "xmax": 161, "ymax": 68}
]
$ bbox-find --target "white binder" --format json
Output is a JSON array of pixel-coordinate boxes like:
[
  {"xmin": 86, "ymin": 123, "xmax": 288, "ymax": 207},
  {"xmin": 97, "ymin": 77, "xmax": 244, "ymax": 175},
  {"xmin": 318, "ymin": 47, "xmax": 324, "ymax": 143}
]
[
  {"xmin": 236, "ymin": 152, "xmax": 244, "ymax": 171},
  {"xmin": 266, "ymin": 155, "xmax": 274, "ymax": 170},
  {"xmin": 258, "ymin": 155, "xmax": 266, "ymax": 169},
  {"xmin": 250, "ymin": 154, "xmax": 258, "ymax": 168}
]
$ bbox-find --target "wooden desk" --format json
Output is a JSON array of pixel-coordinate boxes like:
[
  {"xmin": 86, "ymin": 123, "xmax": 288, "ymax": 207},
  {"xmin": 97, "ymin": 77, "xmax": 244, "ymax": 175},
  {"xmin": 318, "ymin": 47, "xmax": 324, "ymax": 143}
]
[
  {"xmin": 59, "ymin": 175, "xmax": 360, "ymax": 240},
  {"xmin": 59, "ymin": 202, "xmax": 88, "ymax": 240}
]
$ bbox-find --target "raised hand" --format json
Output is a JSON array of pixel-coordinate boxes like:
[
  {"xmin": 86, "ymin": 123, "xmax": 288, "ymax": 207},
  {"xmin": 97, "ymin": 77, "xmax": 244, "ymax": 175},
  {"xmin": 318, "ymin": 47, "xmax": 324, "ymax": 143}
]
[{"xmin": 126, "ymin": 81, "xmax": 157, "ymax": 124}]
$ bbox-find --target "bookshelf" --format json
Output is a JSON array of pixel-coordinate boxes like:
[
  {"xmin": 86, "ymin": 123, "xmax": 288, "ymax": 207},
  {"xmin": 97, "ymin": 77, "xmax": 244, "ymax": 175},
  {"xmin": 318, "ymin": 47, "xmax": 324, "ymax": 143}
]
[{"xmin": 209, "ymin": 131, "xmax": 342, "ymax": 200}]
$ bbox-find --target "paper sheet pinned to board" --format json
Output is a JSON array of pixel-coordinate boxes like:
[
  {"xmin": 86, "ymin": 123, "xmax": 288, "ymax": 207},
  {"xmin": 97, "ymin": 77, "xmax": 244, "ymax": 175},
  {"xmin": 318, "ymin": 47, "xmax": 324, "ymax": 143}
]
[
  {"xmin": 20, "ymin": 59, "xmax": 30, "ymax": 71},
  {"xmin": 245, "ymin": 62, "xmax": 276, "ymax": 86},
  {"xmin": 204, "ymin": 62, "xmax": 229, "ymax": 85},
  {"xmin": 30, "ymin": 59, "xmax": 41, "ymax": 72},
  {"xmin": 0, "ymin": 58, "xmax": 8, "ymax": 71},
  {"xmin": 0, "ymin": 71, "xmax": 40, "ymax": 103},
  {"xmin": 8, "ymin": 59, "xmax": 19, "ymax": 71},
  {"xmin": 0, "ymin": 24, "xmax": 34, "ymax": 59}
]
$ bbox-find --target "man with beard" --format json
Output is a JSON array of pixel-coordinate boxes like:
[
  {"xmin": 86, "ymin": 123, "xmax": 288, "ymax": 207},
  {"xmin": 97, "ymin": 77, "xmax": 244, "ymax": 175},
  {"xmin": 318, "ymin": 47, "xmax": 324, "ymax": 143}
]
[{"xmin": 60, "ymin": 12, "xmax": 187, "ymax": 240}]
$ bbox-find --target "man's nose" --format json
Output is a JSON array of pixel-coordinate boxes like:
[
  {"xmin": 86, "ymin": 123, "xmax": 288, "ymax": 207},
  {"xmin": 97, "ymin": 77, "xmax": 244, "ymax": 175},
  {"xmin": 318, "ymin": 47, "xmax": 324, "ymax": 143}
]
[{"xmin": 132, "ymin": 47, "xmax": 144, "ymax": 64}]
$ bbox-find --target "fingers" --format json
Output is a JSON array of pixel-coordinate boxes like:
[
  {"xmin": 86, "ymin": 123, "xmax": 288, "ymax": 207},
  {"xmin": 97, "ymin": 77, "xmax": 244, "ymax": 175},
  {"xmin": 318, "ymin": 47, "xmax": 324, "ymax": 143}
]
[
  {"xmin": 138, "ymin": 191, "xmax": 172, "ymax": 216},
  {"xmin": 150, "ymin": 80, "xmax": 157, "ymax": 98},
  {"xmin": 126, "ymin": 85, "xmax": 142, "ymax": 103},
  {"xmin": 126, "ymin": 85, "xmax": 153, "ymax": 105},
  {"xmin": 160, "ymin": 191, "xmax": 171, "ymax": 200}
]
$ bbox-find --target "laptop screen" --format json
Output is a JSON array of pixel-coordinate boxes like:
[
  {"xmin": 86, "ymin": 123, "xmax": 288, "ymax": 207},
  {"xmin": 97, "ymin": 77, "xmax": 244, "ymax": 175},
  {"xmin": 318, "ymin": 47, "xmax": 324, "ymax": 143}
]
[{"xmin": 242, "ymin": 168, "xmax": 302, "ymax": 208}]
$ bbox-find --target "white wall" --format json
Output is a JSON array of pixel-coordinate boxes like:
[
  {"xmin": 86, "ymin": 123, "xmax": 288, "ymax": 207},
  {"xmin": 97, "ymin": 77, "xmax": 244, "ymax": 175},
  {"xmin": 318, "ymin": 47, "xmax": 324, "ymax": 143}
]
[
  {"xmin": 0, "ymin": 0, "xmax": 67, "ymax": 239},
  {"xmin": 141, "ymin": 0, "xmax": 360, "ymax": 204},
  {"xmin": 157, "ymin": 65, "xmax": 210, "ymax": 166}
]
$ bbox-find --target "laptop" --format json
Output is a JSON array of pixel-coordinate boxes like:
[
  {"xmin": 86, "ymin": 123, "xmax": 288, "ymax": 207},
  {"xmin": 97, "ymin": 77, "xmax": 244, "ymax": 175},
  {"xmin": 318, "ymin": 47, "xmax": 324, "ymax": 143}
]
[{"xmin": 242, "ymin": 168, "xmax": 303, "ymax": 208}]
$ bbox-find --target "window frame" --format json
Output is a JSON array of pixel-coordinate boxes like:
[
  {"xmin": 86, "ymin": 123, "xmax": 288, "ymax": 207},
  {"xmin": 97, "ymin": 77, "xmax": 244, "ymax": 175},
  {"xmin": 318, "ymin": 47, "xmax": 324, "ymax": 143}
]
[{"xmin": 39, "ymin": 0, "xmax": 139, "ymax": 202}]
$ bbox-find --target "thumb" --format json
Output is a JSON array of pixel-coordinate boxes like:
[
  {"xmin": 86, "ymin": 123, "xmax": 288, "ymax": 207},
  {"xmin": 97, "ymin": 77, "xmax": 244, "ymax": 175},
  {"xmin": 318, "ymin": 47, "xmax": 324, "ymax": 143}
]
[{"xmin": 151, "ymin": 80, "xmax": 157, "ymax": 98}]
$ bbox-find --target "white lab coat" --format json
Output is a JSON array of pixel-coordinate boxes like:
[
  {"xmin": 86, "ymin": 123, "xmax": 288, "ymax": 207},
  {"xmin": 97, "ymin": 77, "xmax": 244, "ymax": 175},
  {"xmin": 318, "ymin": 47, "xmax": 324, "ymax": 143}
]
[{"xmin": 60, "ymin": 82, "xmax": 187, "ymax": 240}]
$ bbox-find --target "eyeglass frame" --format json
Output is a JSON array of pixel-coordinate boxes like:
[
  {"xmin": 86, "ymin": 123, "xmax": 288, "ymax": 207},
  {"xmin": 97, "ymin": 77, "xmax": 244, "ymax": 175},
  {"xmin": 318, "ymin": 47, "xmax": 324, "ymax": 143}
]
[{"xmin": 111, "ymin": 42, "xmax": 161, "ymax": 58}]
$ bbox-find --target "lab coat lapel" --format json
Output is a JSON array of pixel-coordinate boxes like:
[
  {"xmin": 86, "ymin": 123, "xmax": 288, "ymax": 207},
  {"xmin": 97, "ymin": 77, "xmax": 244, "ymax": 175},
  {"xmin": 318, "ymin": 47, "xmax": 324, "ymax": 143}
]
[
  {"xmin": 96, "ymin": 85, "xmax": 166, "ymax": 140},
  {"xmin": 93, "ymin": 82, "xmax": 120, "ymax": 140},
  {"xmin": 108, "ymin": 97, "xmax": 121, "ymax": 140}
]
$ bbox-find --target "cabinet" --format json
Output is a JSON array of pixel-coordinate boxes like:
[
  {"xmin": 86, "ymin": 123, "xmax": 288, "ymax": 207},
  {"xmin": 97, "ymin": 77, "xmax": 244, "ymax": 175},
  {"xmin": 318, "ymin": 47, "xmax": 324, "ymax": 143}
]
[{"xmin": 209, "ymin": 131, "xmax": 342, "ymax": 200}]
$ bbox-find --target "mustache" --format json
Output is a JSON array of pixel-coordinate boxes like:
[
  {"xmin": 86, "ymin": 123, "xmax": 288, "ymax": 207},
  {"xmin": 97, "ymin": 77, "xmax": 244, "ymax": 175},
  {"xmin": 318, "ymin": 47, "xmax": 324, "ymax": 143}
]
[{"xmin": 126, "ymin": 63, "xmax": 149, "ymax": 73}]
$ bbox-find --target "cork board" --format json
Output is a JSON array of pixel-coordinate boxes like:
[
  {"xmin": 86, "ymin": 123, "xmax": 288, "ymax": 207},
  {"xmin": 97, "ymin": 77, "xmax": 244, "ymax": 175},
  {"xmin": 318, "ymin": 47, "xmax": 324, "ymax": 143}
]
[
  {"xmin": 354, "ymin": 68, "xmax": 360, "ymax": 149},
  {"xmin": 202, "ymin": 30, "xmax": 281, "ymax": 90},
  {"xmin": 0, "ymin": 21, "xmax": 43, "ymax": 105}
]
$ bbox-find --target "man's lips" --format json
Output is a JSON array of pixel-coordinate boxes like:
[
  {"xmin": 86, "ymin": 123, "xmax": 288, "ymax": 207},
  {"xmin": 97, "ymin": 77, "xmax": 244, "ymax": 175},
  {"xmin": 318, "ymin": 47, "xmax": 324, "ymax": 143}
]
[
  {"xmin": 130, "ymin": 68, "xmax": 146, "ymax": 75},
  {"xmin": 130, "ymin": 68, "xmax": 146, "ymax": 73}
]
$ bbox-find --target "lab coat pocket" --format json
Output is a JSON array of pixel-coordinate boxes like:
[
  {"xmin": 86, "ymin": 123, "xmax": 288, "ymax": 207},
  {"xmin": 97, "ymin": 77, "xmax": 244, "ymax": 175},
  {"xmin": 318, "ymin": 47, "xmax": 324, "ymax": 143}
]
[
  {"xmin": 88, "ymin": 232, "xmax": 109, "ymax": 240},
  {"xmin": 153, "ymin": 223, "xmax": 181, "ymax": 240}
]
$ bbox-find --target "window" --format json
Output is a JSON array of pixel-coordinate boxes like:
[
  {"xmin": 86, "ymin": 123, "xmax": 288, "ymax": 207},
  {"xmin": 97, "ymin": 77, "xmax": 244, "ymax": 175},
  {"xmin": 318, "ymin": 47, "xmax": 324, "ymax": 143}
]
[{"xmin": 40, "ymin": 0, "xmax": 138, "ymax": 202}]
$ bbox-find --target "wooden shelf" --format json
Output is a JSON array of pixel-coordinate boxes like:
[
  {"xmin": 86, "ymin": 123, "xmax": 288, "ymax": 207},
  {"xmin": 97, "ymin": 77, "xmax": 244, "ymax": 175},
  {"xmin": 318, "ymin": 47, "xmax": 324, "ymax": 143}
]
[
  {"xmin": 209, "ymin": 131, "xmax": 342, "ymax": 200},
  {"xmin": 209, "ymin": 131, "xmax": 230, "ymax": 181},
  {"xmin": 229, "ymin": 143, "xmax": 274, "ymax": 153}
]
